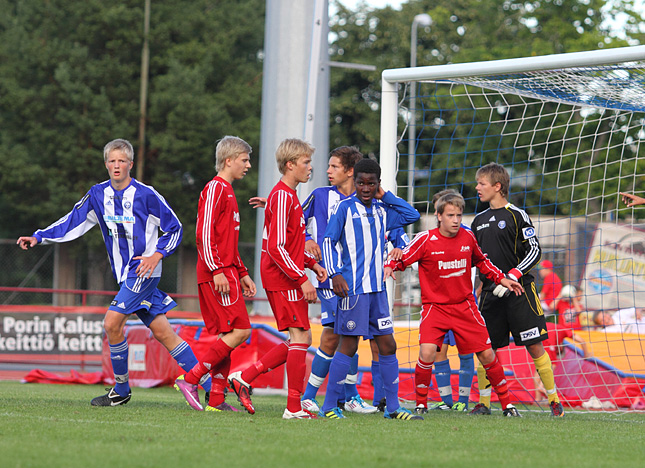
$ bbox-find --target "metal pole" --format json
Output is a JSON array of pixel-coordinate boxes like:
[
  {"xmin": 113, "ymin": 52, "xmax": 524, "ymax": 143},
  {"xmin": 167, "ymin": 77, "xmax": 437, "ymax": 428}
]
[{"xmin": 136, "ymin": 0, "xmax": 151, "ymax": 181}]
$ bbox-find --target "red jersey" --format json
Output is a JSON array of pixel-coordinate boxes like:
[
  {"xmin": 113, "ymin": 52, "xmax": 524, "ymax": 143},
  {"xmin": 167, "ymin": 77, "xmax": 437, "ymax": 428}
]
[
  {"xmin": 261, "ymin": 180, "xmax": 316, "ymax": 291},
  {"xmin": 196, "ymin": 176, "xmax": 248, "ymax": 284},
  {"xmin": 556, "ymin": 298, "xmax": 582, "ymax": 330},
  {"xmin": 388, "ymin": 227, "xmax": 504, "ymax": 305},
  {"xmin": 541, "ymin": 271, "xmax": 562, "ymax": 308}
]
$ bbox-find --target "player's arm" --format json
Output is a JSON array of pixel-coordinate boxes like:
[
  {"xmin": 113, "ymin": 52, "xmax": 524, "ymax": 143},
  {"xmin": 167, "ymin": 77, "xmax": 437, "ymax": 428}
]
[
  {"xmin": 571, "ymin": 333, "xmax": 591, "ymax": 359},
  {"xmin": 508, "ymin": 211, "xmax": 541, "ymax": 281},
  {"xmin": 301, "ymin": 190, "xmax": 322, "ymax": 261},
  {"xmin": 386, "ymin": 227, "xmax": 409, "ymax": 261},
  {"xmin": 196, "ymin": 182, "xmax": 228, "ymax": 290},
  {"xmin": 322, "ymin": 205, "xmax": 348, "ymax": 297},
  {"xmin": 265, "ymin": 193, "xmax": 308, "ymax": 285},
  {"xmin": 150, "ymin": 190, "xmax": 183, "ymax": 258},
  {"xmin": 22, "ymin": 191, "xmax": 99, "ymax": 248},
  {"xmin": 384, "ymin": 231, "xmax": 427, "ymax": 280},
  {"xmin": 469, "ymin": 230, "xmax": 524, "ymax": 296},
  {"xmin": 380, "ymin": 190, "xmax": 421, "ymax": 230},
  {"xmin": 249, "ymin": 196, "xmax": 267, "ymax": 209}
]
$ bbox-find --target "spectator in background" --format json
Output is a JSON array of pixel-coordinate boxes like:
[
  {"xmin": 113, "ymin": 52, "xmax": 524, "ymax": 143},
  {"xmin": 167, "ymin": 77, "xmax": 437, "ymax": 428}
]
[
  {"xmin": 539, "ymin": 260, "xmax": 562, "ymax": 313},
  {"xmin": 556, "ymin": 285, "xmax": 584, "ymax": 330},
  {"xmin": 593, "ymin": 310, "xmax": 615, "ymax": 329}
]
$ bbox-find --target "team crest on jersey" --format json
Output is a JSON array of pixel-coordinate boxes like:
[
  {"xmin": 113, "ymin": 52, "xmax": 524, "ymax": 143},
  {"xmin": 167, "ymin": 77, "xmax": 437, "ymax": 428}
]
[
  {"xmin": 522, "ymin": 227, "xmax": 536, "ymax": 239},
  {"xmin": 346, "ymin": 320, "xmax": 357, "ymax": 331},
  {"xmin": 498, "ymin": 220, "xmax": 506, "ymax": 229},
  {"xmin": 124, "ymin": 201, "xmax": 132, "ymax": 209}
]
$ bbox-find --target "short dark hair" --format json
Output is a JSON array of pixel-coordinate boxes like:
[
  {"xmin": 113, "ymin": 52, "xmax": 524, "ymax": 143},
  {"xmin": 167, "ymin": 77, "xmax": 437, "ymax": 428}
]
[
  {"xmin": 330, "ymin": 146, "xmax": 363, "ymax": 171},
  {"xmin": 353, "ymin": 158, "xmax": 381, "ymax": 180}
]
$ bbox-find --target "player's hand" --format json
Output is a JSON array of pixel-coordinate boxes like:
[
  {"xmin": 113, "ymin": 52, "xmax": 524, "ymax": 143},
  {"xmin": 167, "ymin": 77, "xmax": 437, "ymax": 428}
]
[
  {"xmin": 313, "ymin": 264, "xmax": 327, "ymax": 283},
  {"xmin": 133, "ymin": 252, "xmax": 163, "ymax": 279},
  {"xmin": 301, "ymin": 279, "xmax": 317, "ymax": 303},
  {"xmin": 500, "ymin": 277, "xmax": 524, "ymax": 296},
  {"xmin": 374, "ymin": 186, "xmax": 386, "ymax": 200},
  {"xmin": 387, "ymin": 248, "xmax": 403, "ymax": 262},
  {"xmin": 249, "ymin": 197, "xmax": 267, "ymax": 209},
  {"xmin": 305, "ymin": 239, "xmax": 322, "ymax": 261},
  {"xmin": 332, "ymin": 275, "xmax": 349, "ymax": 298},
  {"xmin": 620, "ymin": 192, "xmax": 645, "ymax": 207},
  {"xmin": 213, "ymin": 272, "xmax": 230, "ymax": 294},
  {"xmin": 16, "ymin": 236, "xmax": 37, "ymax": 250},
  {"xmin": 384, "ymin": 266, "xmax": 396, "ymax": 281},
  {"xmin": 240, "ymin": 275, "xmax": 257, "ymax": 297}
]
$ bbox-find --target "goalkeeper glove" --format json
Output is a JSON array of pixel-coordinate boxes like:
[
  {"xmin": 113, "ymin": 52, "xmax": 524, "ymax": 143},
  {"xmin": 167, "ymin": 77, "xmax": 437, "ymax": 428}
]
[{"xmin": 493, "ymin": 284, "xmax": 510, "ymax": 298}]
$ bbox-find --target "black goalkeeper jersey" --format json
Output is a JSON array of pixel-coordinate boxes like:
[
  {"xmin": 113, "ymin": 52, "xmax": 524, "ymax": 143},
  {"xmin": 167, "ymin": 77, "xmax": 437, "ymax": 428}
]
[{"xmin": 471, "ymin": 203, "xmax": 541, "ymax": 292}]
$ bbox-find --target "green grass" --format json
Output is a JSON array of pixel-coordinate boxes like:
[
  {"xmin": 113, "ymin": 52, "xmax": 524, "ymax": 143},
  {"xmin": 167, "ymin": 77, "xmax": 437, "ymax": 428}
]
[{"xmin": 1, "ymin": 381, "xmax": 644, "ymax": 468}]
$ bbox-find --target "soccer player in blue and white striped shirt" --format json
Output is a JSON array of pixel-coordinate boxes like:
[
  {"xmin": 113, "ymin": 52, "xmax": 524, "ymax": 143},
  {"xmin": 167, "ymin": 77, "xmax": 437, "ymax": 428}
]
[
  {"xmin": 17, "ymin": 139, "xmax": 210, "ymax": 407},
  {"xmin": 319, "ymin": 158, "xmax": 422, "ymax": 420}
]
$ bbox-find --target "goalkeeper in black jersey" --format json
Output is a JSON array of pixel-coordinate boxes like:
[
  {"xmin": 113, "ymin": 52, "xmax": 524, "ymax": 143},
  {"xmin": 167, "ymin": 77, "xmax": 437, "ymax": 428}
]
[{"xmin": 471, "ymin": 162, "xmax": 564, "ymax": 417}]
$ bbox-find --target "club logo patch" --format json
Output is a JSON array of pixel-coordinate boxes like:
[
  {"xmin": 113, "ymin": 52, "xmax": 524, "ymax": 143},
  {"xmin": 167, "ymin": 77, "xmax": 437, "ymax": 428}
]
[
  {"xmin": 522, "ymin": 227, "xmax": 536, "ymax": 239},
  {"xmin": 498, "ymin": 220, "xmax": 506, "ymax": 229},
  {"xmin": 346, "ymin": 320, "xmax": 356, "ymax": 331}
]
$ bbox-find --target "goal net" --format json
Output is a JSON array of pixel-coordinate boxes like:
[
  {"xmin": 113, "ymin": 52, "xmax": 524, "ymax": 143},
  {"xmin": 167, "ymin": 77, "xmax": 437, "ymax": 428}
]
[{"xmin": 380, "ymin": 46, "xmax": 645, "ymax": 412}]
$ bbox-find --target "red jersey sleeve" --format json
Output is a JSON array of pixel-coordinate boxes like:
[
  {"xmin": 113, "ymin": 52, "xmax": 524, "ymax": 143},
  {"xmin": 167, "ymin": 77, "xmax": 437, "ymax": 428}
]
[
  {"xmin": 266, "ymin": 190, "xmax": 307, "ymax": 285},
  {"xmin": 196, "ymin": 180, "xmax": 226, "ymax": 274}
]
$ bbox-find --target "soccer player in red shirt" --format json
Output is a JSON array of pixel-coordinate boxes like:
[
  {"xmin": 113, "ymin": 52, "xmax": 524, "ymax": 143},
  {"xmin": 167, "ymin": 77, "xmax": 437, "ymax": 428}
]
[
  {"xmin": 385, "ymin": 192, "xmax": 525, "ymax": 416},
  {"xmin": 175, "ymin": 136, "xmax": 257, "ymax": 412},
  {"xmin": 228, "ymin": 138, "xmax": 327, "ymax": 419}
]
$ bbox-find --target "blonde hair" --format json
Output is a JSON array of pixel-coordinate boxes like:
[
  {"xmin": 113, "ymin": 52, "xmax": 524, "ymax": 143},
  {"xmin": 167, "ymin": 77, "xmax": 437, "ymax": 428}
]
[
  {"xmin": 103, "ymin": 139, "xmax": 134, "ymax": 163},
  {"xmin": 476, "ymin": 162, "xmax": 510, "ymax": 199},
  {"xmin": 276, "ymin": 139, "xmax": 315, "ymax": 174},
  {"xmin": 215, "ymin": 136, "xmax": 252, "ymax": 172},
  {"xmin": 435, "ymin": 192, "xmax": 465, "ymax": 215}
]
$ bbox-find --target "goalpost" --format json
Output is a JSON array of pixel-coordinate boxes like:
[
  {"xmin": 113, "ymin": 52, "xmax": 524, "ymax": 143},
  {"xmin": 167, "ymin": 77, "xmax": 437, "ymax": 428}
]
[{"xmin": 380, "ymin": 45, "xmax": 645, "ymax": 412}]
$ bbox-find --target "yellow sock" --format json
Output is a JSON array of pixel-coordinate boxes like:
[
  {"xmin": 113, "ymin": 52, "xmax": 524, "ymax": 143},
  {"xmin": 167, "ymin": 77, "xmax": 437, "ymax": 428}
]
[
  {"xmin": 534, "ymin": 352, "xmax": 559, "ymax": 403},
  {"xmin": 477, "ymin": 363, "xmax": 491, "ymax": 407}
]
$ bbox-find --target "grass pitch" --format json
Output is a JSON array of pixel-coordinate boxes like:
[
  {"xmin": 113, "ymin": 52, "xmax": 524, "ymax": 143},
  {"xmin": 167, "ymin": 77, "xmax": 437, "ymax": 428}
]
[{"xmin": 1, "ymin": 381, "xmax": 643, "ymax": 468}]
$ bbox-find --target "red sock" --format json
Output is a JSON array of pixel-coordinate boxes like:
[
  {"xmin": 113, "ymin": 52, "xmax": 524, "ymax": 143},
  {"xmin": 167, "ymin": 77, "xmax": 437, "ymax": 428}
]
[
  {"xmin": 208, "ymin": 356, "xmax": 231, "ymax": 407},
  {"xmin": 286, "ymin": 342, "xmax": 308, "ymax": 413},
  {"xmin": 484, "ymin": 356, "xmax": 511, "ymax": 409},
  {"xmin": 415, "ymin": 358, "xmax": 434, "ymax": 407},
  {"xmin": 184, "ymin": 339, "xmax": 233, "ymax": 385},
  {"xmin": 241, "ymin": 339, "xmax": 290, "ymax": 384}
]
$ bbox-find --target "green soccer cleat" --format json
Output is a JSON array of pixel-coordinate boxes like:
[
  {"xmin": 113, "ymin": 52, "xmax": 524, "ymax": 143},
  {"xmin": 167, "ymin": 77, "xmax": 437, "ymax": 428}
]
[{"xmin": 452, "ymin": 402, "xmax": 468, "ymax": 412}]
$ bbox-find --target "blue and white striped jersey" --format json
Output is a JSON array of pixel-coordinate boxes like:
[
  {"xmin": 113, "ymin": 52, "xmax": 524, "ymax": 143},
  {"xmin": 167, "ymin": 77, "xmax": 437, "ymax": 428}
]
[
  {"xmin": 302, "ymin": 186, "xmax": 348, "ymax": 288},
  {"xmin": 33, "ymin": 179, "xmax": 182, "ymax": 284},
  {"xmin": 322, "ymin": 191, "xmax": 419, "ymax": 295}
]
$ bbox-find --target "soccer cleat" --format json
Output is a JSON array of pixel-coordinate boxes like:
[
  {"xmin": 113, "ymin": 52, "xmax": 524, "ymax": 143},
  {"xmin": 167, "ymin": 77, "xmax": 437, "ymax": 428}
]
[
  {"xmin": 345, "ymin": 395, "xmax": 378, "ymax": 414},
  {"xmin": 550, "ymin": 401, "xmax": 565, "ymax": 417},
  {"xmin": 429, "ymin": 401, "xmax": 452, "ymax": 411},
  {"xmin": 414, "ymin": 404, "xmax": 428, "ymax": 415},
  {"xmin": 384, "ymin": 407, "xmax": 424, "ymax": 420},
  {"xmin": 376, "ymin": 397, "xmax": 387, "ymax": 412},
  {"xmin": 337, "ymin": 401, "xmax": 346, "ymax": 411},
  {"xmin": 503, "ymin": 404, "xmax": 522, "ymax": 417},
  {"xmin": 174, "ymin": 375, "xmax": 204, "ymax": 411},
  {"xmin": 91, "ymin": 387, "xmax": 132, "ymax": 407},
  {"xmin": 228, "ymin": 371, "xmax": 255, "ymax": 414},
  {"xmin": 204, "ymin": 391, "xmax": 210, "ymax": 408},
  {"xmin": 283, "ymin": 408, "xmax": 318, "ymax": 419},
  {"xmin": 452, "ymin": 402, "xmax": 468, "ymax": 412},
  {"xmin": 318, "ymin": 407, "xmax": 345, "ymax": 419},
  {"xmin": 469, "ymin": 403, "xmax": 492, "ymax": 415},
  {"xmin": 205, "ymin": 401, "xmax": 240, "ymax": 412},
  {"xmin": 301, "ymin": 398, "xmax": 320, "ymax": 414}
]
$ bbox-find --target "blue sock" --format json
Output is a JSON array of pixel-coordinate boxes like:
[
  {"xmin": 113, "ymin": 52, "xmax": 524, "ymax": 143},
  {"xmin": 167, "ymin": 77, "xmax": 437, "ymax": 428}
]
[
  {"xmin": 110, "ymin": 339, "xmax": 130, "ymax": 397},
  {"xmin": 458, "ymin": 353, "xmax": 475, "ymax": 406},
  {"xmin": 371, "ymin": 360, "xmax": 384, "ymax": 405},
  {"xmin": 321, "ymin": 352, "xmax": 352, "ymax": 412},
  {"xmin": 302, "ymin": 348, "xmax": 333, "ymax": 400},
  {"xmin": 379, "ymin": 354, "xmax": 400, "ymax": 413},
  {"xmin": 435, "ymin": 359, "xmax": 453, "ymax": 406},
  {"xmin": 170, "ymin": 341, "xmax": 212, "ymax": 392},
  {"xmin": 344, "ymin": 353, "xmax": 360, "ymax": 400}
]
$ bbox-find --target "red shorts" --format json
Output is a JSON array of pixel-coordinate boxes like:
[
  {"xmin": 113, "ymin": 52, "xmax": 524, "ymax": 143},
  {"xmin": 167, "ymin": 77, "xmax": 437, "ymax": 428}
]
[
  {"xmin": 266, "ymin": 289, "xmax": 310, "ymax": 332},
  {"xmin": 198, "ymin": 268, "xmax": 251, "ymax": 336},
  {"xmin": 419, "ymin": 299, "xmax": 491, "ymax": 355}
]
